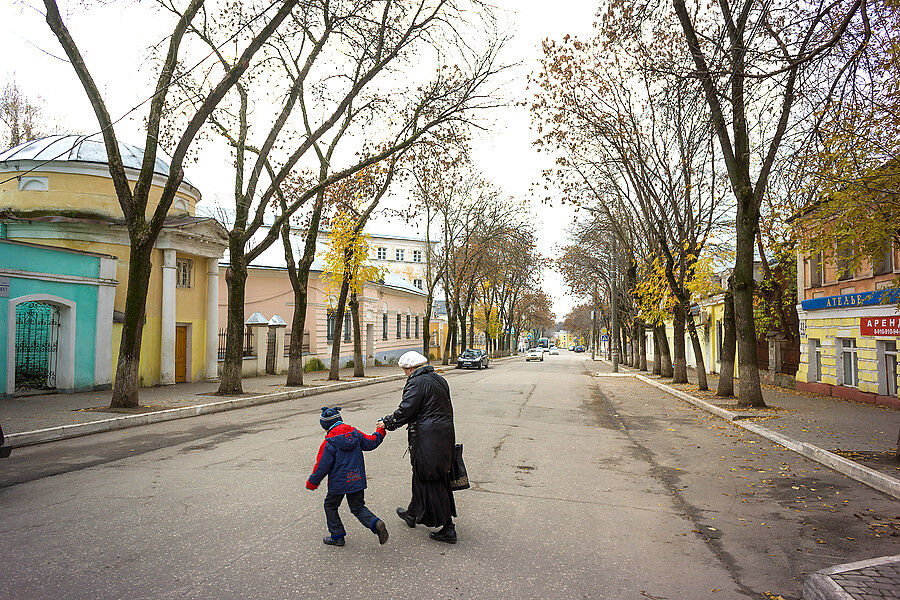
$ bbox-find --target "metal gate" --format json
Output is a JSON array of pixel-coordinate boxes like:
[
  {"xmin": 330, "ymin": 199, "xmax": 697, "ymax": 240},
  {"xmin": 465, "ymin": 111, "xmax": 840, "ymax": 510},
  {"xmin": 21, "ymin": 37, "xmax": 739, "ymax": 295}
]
[
  {"xmin": 266, "ymin": 328, "xmax": 276, "ymax": 374},
  {"xmin": 14, "ymin": 301, "xmax": 60, "ymax": 392}
]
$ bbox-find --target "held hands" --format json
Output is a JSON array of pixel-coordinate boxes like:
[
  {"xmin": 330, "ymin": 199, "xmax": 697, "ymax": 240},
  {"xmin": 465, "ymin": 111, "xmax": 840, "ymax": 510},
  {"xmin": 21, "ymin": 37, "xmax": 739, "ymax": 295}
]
[
  {"xmin": 306, "ymin": 480, "xmax": 318, "ymax": 491},
  {"xmin": 376, "ymin": 420, "xmax": 385, "ymax": 430}
]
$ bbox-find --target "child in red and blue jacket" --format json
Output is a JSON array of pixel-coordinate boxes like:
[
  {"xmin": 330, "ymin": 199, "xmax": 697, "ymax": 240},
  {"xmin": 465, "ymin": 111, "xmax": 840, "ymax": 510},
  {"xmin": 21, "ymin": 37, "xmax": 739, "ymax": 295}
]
[{"xmin": 307, "ymin": 406, "xmax": 389, "ymax": 546}]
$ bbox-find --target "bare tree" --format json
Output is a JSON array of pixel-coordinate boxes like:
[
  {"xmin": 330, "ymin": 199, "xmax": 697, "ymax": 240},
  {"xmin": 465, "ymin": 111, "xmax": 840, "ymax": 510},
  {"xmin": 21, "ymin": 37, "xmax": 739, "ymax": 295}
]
[
  {"xmin": 42, "ymin": 0, "xmax": 300, "ymax": 407},
  {"xmin": 670, "ymin": 0, "xmax": 870, "ymax": 406},
  {"xmin": 165, "ymin": 0, "xmax": 505, "ymax": 393},
  {"xmin": 0, "ymin": 79, "xmax": 44, "ymax": 148}
]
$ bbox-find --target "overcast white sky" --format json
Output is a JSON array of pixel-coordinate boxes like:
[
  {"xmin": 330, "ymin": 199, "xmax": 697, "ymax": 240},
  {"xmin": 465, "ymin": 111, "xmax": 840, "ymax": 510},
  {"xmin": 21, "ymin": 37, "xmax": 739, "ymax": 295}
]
[{"xmin": 1, "ymin": 0, "xmax": 599, "ymax": 321}]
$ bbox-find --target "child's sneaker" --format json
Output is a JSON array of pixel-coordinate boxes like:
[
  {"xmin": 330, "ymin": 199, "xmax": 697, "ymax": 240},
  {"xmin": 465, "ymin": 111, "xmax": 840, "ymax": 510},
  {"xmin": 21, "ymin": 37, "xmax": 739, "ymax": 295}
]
[
  {"xmin": 323, "ymin": 536, "xmax": 345, "ymax": 546},
  {"xmin": 374, "ymin": 519, "xmax": 389, "ymax": 545}
]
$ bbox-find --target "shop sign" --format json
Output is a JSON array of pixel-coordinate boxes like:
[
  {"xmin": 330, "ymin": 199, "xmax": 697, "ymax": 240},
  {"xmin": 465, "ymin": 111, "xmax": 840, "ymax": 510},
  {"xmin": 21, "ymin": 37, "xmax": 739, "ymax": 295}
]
[
  {"xmin": 802, "ymin": 288, "xmax": 900, "ymax": 311},
  {"xmin": 860, "ymin": 316, "xmax": 900, "ymax": 336}
]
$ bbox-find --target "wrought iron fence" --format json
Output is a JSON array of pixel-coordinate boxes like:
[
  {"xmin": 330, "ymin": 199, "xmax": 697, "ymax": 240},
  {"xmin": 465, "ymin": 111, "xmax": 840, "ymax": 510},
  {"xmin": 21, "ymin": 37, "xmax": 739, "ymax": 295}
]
[
  {"xmin": 217, "ymin": 328, "xmax": 257, "ymax": 359},
  {"xmin": 283, "ymin": 331, "xmax": 311, "ymax": 357},
  {"xmin": 14, "ymin": 301, "xmax": 60, "ymax": 391},
  {"xmin": 245, "ymin": 328, "xmax": 254, "ymax": 357}
]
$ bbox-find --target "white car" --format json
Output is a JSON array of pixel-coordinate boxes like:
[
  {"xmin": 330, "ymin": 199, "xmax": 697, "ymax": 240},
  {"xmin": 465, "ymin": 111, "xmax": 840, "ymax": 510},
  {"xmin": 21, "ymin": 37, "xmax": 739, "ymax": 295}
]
[
  {"xmin": 549, "ymin": 347, "xmax": 559, "ymax": 355},
  {"xmin": 525, "ymin": 348, "xmax": 544, "ymax": 362}
]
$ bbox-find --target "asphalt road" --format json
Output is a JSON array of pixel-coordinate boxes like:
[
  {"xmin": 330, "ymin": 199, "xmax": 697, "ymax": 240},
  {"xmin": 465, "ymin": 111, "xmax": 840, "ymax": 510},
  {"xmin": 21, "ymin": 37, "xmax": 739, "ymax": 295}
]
[{"xmin": 1, "ymin": 353, "xmax": 897, "ymax": 599}]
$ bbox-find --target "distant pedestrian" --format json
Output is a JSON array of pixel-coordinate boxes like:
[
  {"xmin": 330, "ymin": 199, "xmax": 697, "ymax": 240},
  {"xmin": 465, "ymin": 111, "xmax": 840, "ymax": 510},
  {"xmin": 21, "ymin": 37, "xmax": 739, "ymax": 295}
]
[
  {"xmin": 306, "ymin": 406, "xmax": 389, "ymax": 547},
  {"xmin": 383, "ymin": 351, "xmax": 458, "ymax": 544}
]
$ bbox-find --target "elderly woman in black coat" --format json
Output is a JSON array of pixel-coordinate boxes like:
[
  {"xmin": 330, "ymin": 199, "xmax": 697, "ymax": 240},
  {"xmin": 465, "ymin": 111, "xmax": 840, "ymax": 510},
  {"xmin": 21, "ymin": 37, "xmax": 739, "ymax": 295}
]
[{"xmin": 382, "ymin": 351, "xmax": 457, "ymax": 543}]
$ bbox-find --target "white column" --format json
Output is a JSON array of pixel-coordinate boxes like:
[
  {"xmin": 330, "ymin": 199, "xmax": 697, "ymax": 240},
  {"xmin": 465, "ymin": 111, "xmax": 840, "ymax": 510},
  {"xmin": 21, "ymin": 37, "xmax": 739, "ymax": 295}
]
[
  {"xmin": 206, "ymin": 258, "xmax": 219, "ymax": 381},
  {"xmin": 94, "ymin": 256, "xmax": 117, "ymax": 389},
  {"xmin": 160, "ymin": 249, "xmax": 176, "ymax": 385}
]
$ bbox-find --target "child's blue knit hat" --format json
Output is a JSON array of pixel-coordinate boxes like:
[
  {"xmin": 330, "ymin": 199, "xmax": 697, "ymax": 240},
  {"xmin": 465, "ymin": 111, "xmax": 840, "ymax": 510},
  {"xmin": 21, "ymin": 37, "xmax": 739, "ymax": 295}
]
[{"xmin": 320, "ymin": 406, "xmax": 342, "ymax": 430}]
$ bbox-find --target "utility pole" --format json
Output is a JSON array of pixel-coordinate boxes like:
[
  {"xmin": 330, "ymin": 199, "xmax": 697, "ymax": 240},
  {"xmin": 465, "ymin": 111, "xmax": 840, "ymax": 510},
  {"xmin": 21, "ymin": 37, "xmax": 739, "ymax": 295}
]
[
  {"xmin": 611, "ymin": 238, "xmax": 619, "ymax": 373},
  {"xmin": 590, "ymin": 290, "xmax": 597, "ymax": 361}
]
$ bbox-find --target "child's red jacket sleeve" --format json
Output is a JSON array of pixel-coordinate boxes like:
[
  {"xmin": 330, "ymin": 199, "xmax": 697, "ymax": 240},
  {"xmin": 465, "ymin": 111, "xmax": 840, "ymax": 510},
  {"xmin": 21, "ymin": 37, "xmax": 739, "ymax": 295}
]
[
  {"xmin": 359, "ymin": 425, "xmax": 386, "ymax": 451},
  {"xmin": 307, "ymin": 439, "xmax": 334, "ymax": 489}
]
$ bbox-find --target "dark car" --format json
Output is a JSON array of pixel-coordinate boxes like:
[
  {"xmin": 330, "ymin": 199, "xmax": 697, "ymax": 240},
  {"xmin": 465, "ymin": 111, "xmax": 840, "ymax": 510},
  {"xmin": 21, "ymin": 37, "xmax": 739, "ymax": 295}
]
[
  {"xmin": 574, "ymin": 345, "xmax": 586, "ymax": 353},
  {"xmin": 0, "ymin": 424, "xmax": 11, "ymax": 458},
  {"xmin": 457, "ymin": 348, "xmax": 489, "ymax": 370}
]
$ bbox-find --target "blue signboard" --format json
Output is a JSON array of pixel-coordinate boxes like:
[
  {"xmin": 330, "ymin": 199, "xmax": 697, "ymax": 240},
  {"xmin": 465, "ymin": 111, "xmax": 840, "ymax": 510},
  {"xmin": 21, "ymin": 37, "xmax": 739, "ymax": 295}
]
[
  {"xmin": 801, "ymin": 288, "xmax": 900, "ymax": 311},
  {"xmin": 601, "ymin": 335, "xmax": 609, "ymax": 342}
]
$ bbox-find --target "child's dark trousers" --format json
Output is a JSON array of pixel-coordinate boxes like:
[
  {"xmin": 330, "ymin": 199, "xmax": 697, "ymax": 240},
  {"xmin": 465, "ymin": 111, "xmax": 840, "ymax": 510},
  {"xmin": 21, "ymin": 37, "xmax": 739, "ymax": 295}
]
[{"xmin": 324, "ymin": 490, "xmax": 378, "ymax": 538}]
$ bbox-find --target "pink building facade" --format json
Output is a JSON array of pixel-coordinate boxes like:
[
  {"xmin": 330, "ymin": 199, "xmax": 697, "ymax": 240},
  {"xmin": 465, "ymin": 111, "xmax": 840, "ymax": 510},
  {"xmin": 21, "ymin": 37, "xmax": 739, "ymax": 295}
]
[{"xmin": 218, "ymin": 264, "xmax": 428, "ymax": 370}]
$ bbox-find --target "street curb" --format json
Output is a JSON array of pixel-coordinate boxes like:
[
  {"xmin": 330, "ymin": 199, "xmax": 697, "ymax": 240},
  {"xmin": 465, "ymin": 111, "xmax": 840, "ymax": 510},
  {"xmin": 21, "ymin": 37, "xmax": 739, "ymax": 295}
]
[
  {"xmin": 803, "ymin": 554, "xmax": 900, "ymax": 600},
  {"xmin": 6, "ymin": 372, "xmax": 408, "ymax": 448},
  {"xmin": 6, "ymin": 354, "xmax": 521, "ymax": 449},
  {"xmin": 592, "ymin": 366, "xmax": 900, "ymax": 500}
]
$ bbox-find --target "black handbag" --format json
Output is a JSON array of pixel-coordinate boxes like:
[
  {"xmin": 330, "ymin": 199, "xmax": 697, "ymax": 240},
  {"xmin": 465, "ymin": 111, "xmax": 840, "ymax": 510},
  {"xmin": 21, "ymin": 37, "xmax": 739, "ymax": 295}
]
[{"xmin": 449, "ymin": 443, "xmax": 469, "ymax": 490}]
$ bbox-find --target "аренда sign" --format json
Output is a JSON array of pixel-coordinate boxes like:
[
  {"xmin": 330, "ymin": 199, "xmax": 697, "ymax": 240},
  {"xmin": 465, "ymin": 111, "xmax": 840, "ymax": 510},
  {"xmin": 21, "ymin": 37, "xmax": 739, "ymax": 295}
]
[{"xmin": 860, "ymin": 316, "xmax": 900, "ymax": 337}]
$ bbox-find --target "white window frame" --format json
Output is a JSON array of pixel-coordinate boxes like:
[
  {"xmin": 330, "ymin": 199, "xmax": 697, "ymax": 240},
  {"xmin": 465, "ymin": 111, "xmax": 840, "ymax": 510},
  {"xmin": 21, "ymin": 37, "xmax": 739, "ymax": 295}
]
[
  {"xmin": 839, "ymin": 338, "xmax": 858, "ymax": 387},
  {"xmin": 808, "ymin": 338, "xmax": 822, "ymax": 383},
  {"xmin": 877, "ymin": 340, "xmax": 898, "ymax": 397},
  {"xmin": 413, "ymin": 278, "xmax": 423, "ymax": 290},
  {"xmin": 176, "ymin": 258, "xmax": 193, "ymax": 288},
  {"xmin": 395, "ymin": 248, "xmax": 405, "ymax": 262},
  {"xmin": 376, "ymin": 247, "xmax": 387, "ymax": 260},
  {"xmin": 412, "ymin": 250, "xmax": 422, "ymax": 263}
]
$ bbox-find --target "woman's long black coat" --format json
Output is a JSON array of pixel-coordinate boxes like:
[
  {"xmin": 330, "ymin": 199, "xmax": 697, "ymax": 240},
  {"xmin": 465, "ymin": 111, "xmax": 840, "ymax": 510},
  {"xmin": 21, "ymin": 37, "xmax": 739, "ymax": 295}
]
[{"xmin": 383, "ymin": 365, "xmax": 455, "ymax": 480}]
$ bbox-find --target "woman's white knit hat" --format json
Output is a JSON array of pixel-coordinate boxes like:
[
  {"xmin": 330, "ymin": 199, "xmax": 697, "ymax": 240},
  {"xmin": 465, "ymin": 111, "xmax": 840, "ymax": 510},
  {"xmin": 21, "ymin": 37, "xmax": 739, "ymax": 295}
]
[{"xmin": 398, "ymin": 351, "xmax": 429, "ymax": 369}]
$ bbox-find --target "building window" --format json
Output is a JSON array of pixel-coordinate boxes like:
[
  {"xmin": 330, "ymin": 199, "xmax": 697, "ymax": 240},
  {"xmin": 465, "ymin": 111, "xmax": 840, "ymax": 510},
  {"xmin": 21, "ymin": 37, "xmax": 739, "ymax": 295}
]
[
  {"xmin": 395, "ymin": 249, "xmax": 405, "ymax": 262},
  {"xmin": 396, "ymin": 314, "xmax": 402, "ymax": 339},
  {"xmin": 344, "ymin": 312, "xmax": 351, "ymax": 343},
  {"xmin": 873, "ymin": 244, "xmax": 894, "ymax": 276},
  {"xmin": 406, "ymin": 314, "xmax": 411, "ymax": 339},
  {"xmin": 882, "ymin": 341, "xmax": 898, "ymax": 396},
  {"xmin": 840, "ymin": 338, "xmax": 858, "ymax": 387},
  {"xmin": 376, "ymin": 247, "xmax": 387, "ymax": 260},
  {"xmin": 176, "ymin": 258, "xmax": 193, "ymax": 288},
  {"xmin": 415, "ymin": 316, "xmax": 419, "ymax": 338},
  {"xmin": 327, "ymin": 311, "xmax": 335, "ymax": 341},
  {"xmin": 809, "ymin": 252, "xmax": 823, "ymax": 287},
  {"xmin": 413, "ymin": 278, "xmax": 423, "ymax": 290},
  {"xmin": 810, "ymin": 338, "xmax": 822, "ymax": 383},
  {"xmin": 382, "ymin": 313, "xmax": 388, "ymax": 340},
  {"xmin": 412, "ymin": 250, "xmax": 422, "ymax": 263},
  {"xmin": 836, "ymin": 249, "xmax": 854, "ymax": 281}
]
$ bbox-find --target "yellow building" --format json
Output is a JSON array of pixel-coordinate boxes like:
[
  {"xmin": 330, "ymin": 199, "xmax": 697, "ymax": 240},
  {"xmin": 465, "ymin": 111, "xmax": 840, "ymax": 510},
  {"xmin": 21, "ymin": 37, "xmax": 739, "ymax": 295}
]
[{"xmin": 0, "ymin": 135, "xmax": 227, "ymax": 387}]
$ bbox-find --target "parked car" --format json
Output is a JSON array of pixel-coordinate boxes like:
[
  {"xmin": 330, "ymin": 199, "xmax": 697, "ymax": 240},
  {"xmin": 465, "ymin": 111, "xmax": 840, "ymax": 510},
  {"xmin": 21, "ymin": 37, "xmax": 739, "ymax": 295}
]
[
  {"xmin": 457, "ymin": 348, "xmax": 489, "ymax": 369},
  {"xmin": 549, "ymin": 346, "xmax": 559, "ymax": 355},
  {"xmin": 574, "ymin": 345, "xmax": 586, "ymax": 353},
  {"xmin": 0, "ymin": 424, "xmax": 11, "ymax": 458},
  {"xmin": 525, "ymin": 348, "xmax": 544, "ymax": 362}
]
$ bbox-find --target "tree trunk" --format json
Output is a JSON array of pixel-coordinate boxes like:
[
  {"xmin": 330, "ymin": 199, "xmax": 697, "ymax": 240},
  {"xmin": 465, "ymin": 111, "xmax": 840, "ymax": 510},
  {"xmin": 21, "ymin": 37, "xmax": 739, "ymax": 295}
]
[
  {"xmin": 652, "ymin": 326, "xmax": 661, "ymax": 375},
  {"xmin": 685, "ymin": 310, "xmax": 709, "ymax": 391},
  {"xmin": 350, "ymin": 291, "xmax": 364, "ymax": 377},
  {"xmin": 328, "ymin": 276, "xmax": 351, "ymax": 381},
  {"xmin": 423, "ymin": 302, "xmax": 432, "ymax": 358},
  {"xmin": 283, "ymin": 189, "xmax": 325, "ymax": 387},
  {"xmin": 672, "ymin": 305, "xmax": 688, "ymax": 383},
  {"xmin": 638, "ymin": 321, "xmax": 647, "ymax": 371},
  {"xmin": 657, "ymin": 323, "xmax": 673, "ymax": 378},
  {"xmin": 217, "ymin": 256, "xmax": 248, "ymax": 395},
  {"xmin": 285, "ymin": 280, "xmax": 307, "ymax": 386},
  {"xmin": 734, "ymin": 195, "xmax": 766, "ymax": 407},
  {"xmin": 717, "ymin": 281, "xmax": 736, "ymax": 397},
  {"xmin": 469, "ymin": 307, "xmax": 475, "ymax": 347},
  {"xmin": 631, "ymin": 322, "xmax": 639, "ymax": 366},
  {"xmin": 442, "ymin": 306, "xmax": 454, "ymax": 365},
  {"xmin": 110, "ymin": 240, "xmax": 154, "ymax": 408}
]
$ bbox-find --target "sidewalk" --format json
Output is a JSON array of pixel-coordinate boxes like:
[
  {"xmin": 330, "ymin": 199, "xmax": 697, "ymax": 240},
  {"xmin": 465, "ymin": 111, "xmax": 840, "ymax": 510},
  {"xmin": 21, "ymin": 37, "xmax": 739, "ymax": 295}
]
[
  {"xmin": 592, "ymin": 359, "xmax": 900, "ymax": 481},
  {"xmin": 0, "ymin": 361, "xmax": 444, "ymax": 437}
]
